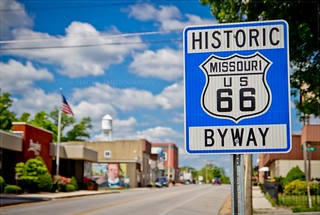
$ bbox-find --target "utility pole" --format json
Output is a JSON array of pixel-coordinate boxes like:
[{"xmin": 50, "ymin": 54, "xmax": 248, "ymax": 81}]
[
  {"xmin": 245, "ymin": 154, "xmax": 253, "ymax": 215},
  {"xmin": 167, "ymin": 143, "xmax": 171, "ymax": 182},
  {"xmin": 303, "ymin": 141, "xmax": 312, "ymax": 208}
]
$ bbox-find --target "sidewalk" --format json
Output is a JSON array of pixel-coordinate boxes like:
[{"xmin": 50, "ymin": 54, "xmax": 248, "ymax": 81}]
[
  {"xmin": 0, "ymin": 190, "xmax": 117, "ymax": 207},
  {"xmin": 252, "ymin": 186, "xmax": 292, "ymax": 214},
  {"xmin": 220, "ymin": 186, "xmax": 318, "ymax": 215}
]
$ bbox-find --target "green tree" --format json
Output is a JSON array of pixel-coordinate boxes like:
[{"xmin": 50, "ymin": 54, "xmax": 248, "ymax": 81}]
[
  {"xmin": 199, "ymin": 164, "xmax": 230, "ymax": 184},
  {"xmin": 283, "ymin": 166, "xmax": 305, "ymax": 186},
  {"xmin": 212, "ymin": 167, "xmax": 222, "ymax": 179},
  {"xmin": 53, "ymin": 108, "xmax": 92, "ymax": 142},
  {"xmin": 65, "ymin": 117, "xmax": 92, "ymax": 141},
  {"xmin": 0, "ymin": 89, "xmax": 16, "ymax": 131},
  {"xmin": 200, "ymin": 0, "xmax": 320, "ymax": 120},
  {"xmin": 0, "ymin": 90, "xmax": 92, "ymax": 141},
  {"xmin": 199, "ymin": 164, "xmax": 216, "ymax": 183},
  {"xmin": 180, "ymin": 166, "xmax": 198, "ymax": 181},
  {"xmin": 19, "ymin": 112, "xmax": 31, "ymax": 122},
  {"xmin": 30, "ymin": 111, "xmax": 57, "ymax": 136},
  {"xmin": 25, "ymin": 107, "xmax": 92, "ymax": 142},
  {"xmin": 48, "ymin": 107, "xmax": 75, "ymax": 142}
]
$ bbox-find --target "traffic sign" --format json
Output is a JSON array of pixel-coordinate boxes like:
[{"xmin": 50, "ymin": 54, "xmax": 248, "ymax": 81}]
[
  {"xmin": 184, "ymin": 20, "xmax": 291, "ymax": 154},
  {"xmin": 302, "ymin": 146, "xmax": 317, "ymax": 152}
]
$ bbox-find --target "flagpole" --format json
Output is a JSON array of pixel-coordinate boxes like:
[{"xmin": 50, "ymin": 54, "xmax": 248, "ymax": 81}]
[{"xmin": 56, "ymin": 89, "xmax": 62, "ymax": 176}]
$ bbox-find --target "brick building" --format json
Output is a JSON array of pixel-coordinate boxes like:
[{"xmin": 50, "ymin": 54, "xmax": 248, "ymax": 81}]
[
  {"xmin": 152, "ymin": 142, "xmax": 179, "ymax": 182},
  {"xmin": 258, "ymin": 125, "xmax": 320, "ymax": 182},
  {"xmin": 1, "ymin": 122, "xmax": 180, "ymax": 188}
]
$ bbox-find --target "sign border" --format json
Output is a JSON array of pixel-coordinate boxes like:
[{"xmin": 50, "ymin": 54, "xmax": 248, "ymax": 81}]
[{"xmin": 184, "ymin": 20, "xmax": 291, "ymax": 154}]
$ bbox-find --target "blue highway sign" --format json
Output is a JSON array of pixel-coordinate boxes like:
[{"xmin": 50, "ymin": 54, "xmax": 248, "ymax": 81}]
[{"xmin": 184, "ymin": 20, "xmax": 291, "ymax": 154}]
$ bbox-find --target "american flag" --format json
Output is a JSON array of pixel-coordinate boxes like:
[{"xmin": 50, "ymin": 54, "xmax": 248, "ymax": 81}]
[{"xmin": 61, "ymin": 94, "xmax": 74, "ymax": 115}]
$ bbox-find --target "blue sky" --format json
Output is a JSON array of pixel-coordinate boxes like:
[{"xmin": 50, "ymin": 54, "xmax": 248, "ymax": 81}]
[{"xmin": 0, "ymin": 0, "xmax": 318, "ymax": 174}]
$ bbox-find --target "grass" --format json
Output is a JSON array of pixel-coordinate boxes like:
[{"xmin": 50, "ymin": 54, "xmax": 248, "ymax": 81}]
[{"xmin": 278, "ymin": 194, "xmax": 320, "ymax": 213}]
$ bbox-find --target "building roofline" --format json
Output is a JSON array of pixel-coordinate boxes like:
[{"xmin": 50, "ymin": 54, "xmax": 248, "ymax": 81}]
[
  {"xmin": 12, "ymin": 122, "xmax": 54, "ymax": 134},
  {"xmin": 0, "ymin": 130, "xmax": 22, "ymax": 138}
]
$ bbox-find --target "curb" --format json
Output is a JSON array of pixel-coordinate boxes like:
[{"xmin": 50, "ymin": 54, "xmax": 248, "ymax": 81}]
[{"xmin": 0, "ymin": 190, "xmax": 118, "ymax": 207}]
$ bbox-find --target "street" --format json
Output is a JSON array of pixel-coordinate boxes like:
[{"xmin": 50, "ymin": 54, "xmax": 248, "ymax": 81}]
[{"xmin": 0, "ymin": 184, "xmax": 230, "ymax": 215}]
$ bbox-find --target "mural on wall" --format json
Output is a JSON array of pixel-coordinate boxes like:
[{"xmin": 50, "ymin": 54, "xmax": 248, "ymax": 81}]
[
  {"xmin": 84, "ymin": 161, "xmax": 92, "ymax": 178},
  {"xmin": 90, "ymin": 163, "xmax": 129, "ymax": 188}
]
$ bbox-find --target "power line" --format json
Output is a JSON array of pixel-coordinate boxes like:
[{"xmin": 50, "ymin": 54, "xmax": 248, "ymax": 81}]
[
  {"xmin": 0, "ymin": 0, "xmax": 200, "ymax": 12},
  {"xmin": 0, "ymin": 39, "xmax": 182, "ymax": 51},
  {"xmin": 0, "ymin": 29, "xmax": 182, "ymax": 44}
]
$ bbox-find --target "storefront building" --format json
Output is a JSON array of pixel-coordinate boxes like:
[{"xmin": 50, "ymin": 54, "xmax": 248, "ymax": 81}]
[
  {"xmin": 1, "ymin": 122, "xmax": 180, "ymax": 189},
  {"xmin": 258, "ymin": 125, "xmax": 320, "ymax": 182},
  {"xmin": 152, "ymin": 142, "xmax": 179, "ymax": 182},
  {"xmin": 63, "ymin": 139, "xmax": 153, "ymax": 188},
  {"xmin": 0, "ymin": 123, "xmax": 97, "ymax": 188}
]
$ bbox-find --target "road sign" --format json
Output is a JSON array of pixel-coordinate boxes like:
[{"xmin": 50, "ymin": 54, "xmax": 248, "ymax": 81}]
[
  {"xmin": 302, "ymin": 146, "xmax": 317, "ymax": 152},
  {"xmin": 184, "ymin": 20, "xmax": 291, "ymax": 154}
]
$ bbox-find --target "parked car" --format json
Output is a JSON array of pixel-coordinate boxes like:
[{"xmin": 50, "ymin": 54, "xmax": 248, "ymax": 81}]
[
  {"xmin": 212, "ymin": 178, "xmax": 221, "ymax": 185},
  {"xmin": 155, "ymin": 177, "xmax": 168, "ymax": 188}
]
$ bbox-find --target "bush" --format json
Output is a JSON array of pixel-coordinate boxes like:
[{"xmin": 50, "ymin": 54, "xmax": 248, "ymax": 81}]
[
  {"xmin": 4, "ymin": 185, "xmax": 22, "ymax": 194},
  {"xmin": 38, "ymin": 173, "xmax": 53, "ymax": 192},
  {"xmin": 71, "ymin": 177, "xmax": 78, "ymax": 191},
  {"xmin": 65, "ymin": 184, "xmax": 76, "ymax": 192},
  {"xmin": 18, "ymin": 176, "xmax": 39, "ymax": 193},
  {"xmin": 284, "ymin": 180, "xmax": 319, "ymax": 195},
  {"xmin": 54, "ymin": 175, "xmax": 76, "ymax": 192},
  {"xmin": 283, "ymin": 166, "xmax": 305, "ymax": 186},
  {"xmin": 0, "ymin": 176, "xmax": 5, "ymax": 193},
  {"xmin": 15, "ymin": 156, "xmax": 53, "ymax": 193}
]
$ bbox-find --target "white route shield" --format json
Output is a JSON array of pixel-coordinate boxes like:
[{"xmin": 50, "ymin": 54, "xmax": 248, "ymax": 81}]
[{"xmin": 200, "ymin": 52, "xmax": 272, "ymax": 122}]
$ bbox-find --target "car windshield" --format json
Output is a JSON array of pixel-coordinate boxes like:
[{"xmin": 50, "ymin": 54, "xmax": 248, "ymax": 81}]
[{"xmin": 157, "ymin": 178, "xmax": 167, "ymax": 182}]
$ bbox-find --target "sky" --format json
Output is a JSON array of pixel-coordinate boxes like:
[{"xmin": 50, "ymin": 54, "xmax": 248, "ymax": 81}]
[{"xmin": 1, "ymin": 0, "xmax": 319, "ymax": 175}]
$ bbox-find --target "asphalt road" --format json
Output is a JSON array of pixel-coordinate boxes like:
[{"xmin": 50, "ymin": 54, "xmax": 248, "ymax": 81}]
[{"xmin": 0, "ymin": 184, "xmax": 230, "ymax": 215}]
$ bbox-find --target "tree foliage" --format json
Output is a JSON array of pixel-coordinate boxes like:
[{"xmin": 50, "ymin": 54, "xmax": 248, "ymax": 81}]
[
  {"xmin": 0, "ymin": 89, "xmax": 92, "ymax": 141},
  {"xmin": 0, "ymin": 89, "xmax": 16, "ymax": 131},
  {"xmin": 200, "ymin": 0, "xmax": 320, "ymax": 120},
  {"xmin": 180, "ymin": 164, "xmax": 230, "ymax": 184},
  {"xmin": 283, "ymin": 166, "xmax": 305, "ymax": 185},
  {"xmin": 30, "ymin": 111, "xmax": 58, "ymax": 137},
  {"xmin": 27, "ymin": 108, "xmax": 92, "ymax": 142},
  {"xmin": 198, "ymin": 163, "xmax": 230, "ymax": 184},
  {"xmin": 180, "ymin": 166, "xmax": 198, "ymax": 180},
  {"xmin": 65, "ymin": 117, "xmax": 92, "ymax": 141}
]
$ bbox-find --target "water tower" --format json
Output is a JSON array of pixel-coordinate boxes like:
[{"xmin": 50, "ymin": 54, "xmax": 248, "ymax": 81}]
[{"xmin": 102, "ymin": 114, "xmax": 112, "ymax": 141}]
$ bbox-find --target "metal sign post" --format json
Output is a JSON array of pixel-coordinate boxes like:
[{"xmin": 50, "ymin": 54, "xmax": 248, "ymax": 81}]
[{"xmin": 231, "ymin": 154, "xmax": 245, "ymax": 215}]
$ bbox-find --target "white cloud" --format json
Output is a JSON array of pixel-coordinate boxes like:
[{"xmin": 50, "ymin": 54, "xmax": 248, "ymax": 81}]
[
  {"xmin": 0, "ymin": 60, "xmax": 53, "ymax": 94},
  {"xmin": 72, "ymin": 82, "xmax": 183, "ymax": 113},
  {"xmin": 75, "ymin": 101, "xmax": 116, "ymax": 121},
  {"xmin": 310, "ymin": 116, "xmax": 320, "ymax": 124},
  {"xmin": 0, "ymin": 0, "xmax": 33, "ymax": 40},
  {"xmin": 10, "ymin": 89, "xmax": 58, "ymax": 117},
  {"xmin": 129, "ymin": 48, "xmax": 183, "ymax": 81},
  {"xmin": 73, "ymin": 83, "xmax": 158, "ymax": 111},
  {"xmin": 156, "ymin": 82, "xmax": 184, "ymax": 109},
  {"xmin": 135, "ymin": 126, "xmax": 182, "ymax": 142},
  {"xmin": 127, "ymin": 4, "xmax": 216, "ymax": 31},
  {"xmin": 3, "ymin": 22, "xmax": 145, "ymax": 78},
  {"xmin": 127, "ymin": 4, "xmax": 181, "ymax": 22},
  {"xmin": 114, "ymin": 117, "xmax": 137, "ymax": 130},
  {"xmin": 92, "ymin": 116, "xmax": 137, "ymax": 141}
]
